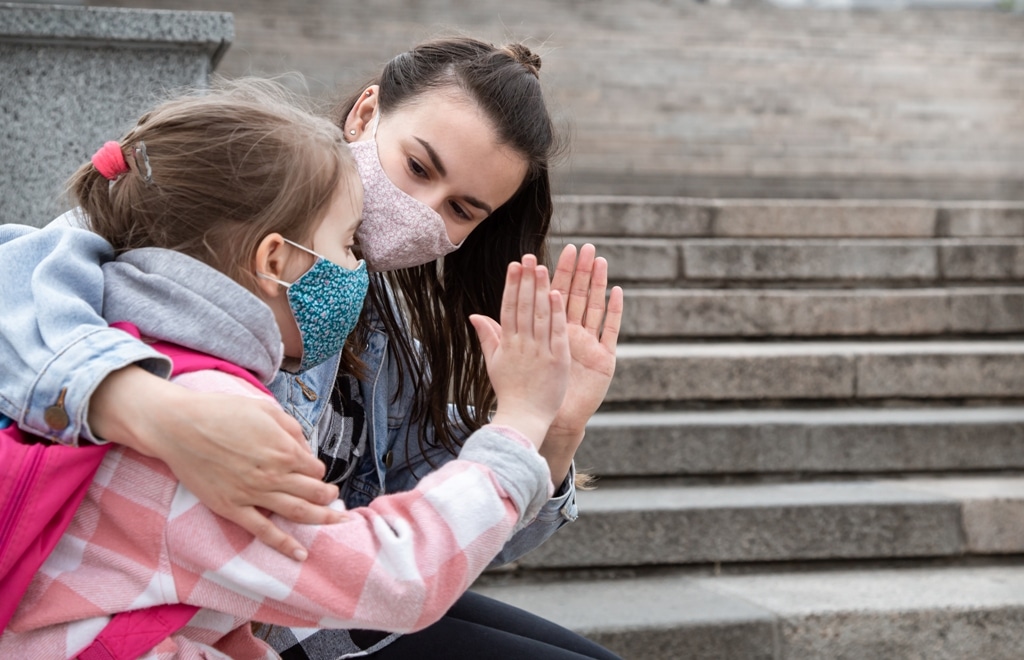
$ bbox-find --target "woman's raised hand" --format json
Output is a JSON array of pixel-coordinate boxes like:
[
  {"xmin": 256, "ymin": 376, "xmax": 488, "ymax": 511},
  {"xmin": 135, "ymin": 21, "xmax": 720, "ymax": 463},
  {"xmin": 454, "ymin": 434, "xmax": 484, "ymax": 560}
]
[
  {"xmin": 469, "ymin": 254, "xmax": 571, "ymax": 448},
  {"xmin": 542, "ymin": 243, "xmax": 624, "ymax": 483}
]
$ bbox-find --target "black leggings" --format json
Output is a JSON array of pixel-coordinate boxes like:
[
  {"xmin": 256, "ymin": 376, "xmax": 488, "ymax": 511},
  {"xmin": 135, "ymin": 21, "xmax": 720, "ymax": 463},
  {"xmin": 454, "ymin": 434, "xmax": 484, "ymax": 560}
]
[{"xmin": 365, "ymin": 591, "xmax": 622, "ymax": 660}]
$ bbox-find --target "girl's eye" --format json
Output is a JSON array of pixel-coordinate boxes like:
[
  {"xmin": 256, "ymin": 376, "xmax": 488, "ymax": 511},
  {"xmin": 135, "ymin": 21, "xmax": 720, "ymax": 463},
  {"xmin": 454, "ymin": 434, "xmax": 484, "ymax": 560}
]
[{"xmin": 408, "ymin": 158, "xmax": 427, "ymax": 178}]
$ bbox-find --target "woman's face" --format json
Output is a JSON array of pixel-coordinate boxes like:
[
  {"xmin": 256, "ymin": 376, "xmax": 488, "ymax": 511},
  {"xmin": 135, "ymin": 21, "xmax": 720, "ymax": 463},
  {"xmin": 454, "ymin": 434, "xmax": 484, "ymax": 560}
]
[{"xmin": 348, "ymin": 87, "xmax": 529, "ymax": 246}]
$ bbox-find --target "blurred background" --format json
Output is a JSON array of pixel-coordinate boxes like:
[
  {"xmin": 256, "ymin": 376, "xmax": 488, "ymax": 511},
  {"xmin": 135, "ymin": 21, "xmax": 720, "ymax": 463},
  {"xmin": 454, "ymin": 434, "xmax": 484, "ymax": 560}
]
[
  {"xmin": 7, "ymin": 0, "xmax": 1024, "ymax": 208},
  {"xmin": 4, "ymin": 2, "xmax": 1024, "ymax": 658}
]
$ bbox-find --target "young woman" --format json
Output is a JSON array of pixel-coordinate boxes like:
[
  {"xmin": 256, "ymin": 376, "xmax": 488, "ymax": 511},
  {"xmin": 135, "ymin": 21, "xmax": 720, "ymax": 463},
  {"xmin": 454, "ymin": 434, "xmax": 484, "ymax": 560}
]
[
  {"xmin": 1, "ymin": 78, "xmax": 569, "ymax": 659},
  {"xmin": 0, "ymin": 37, "xmax": 624, "ymax": 659}
]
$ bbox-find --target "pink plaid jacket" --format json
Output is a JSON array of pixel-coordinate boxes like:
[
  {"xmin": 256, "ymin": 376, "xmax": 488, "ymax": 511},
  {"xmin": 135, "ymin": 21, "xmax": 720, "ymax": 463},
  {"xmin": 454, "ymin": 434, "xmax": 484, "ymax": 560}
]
[{"xmin": 0, "ymin": 370, "xmax": 550, "ymax": 659}]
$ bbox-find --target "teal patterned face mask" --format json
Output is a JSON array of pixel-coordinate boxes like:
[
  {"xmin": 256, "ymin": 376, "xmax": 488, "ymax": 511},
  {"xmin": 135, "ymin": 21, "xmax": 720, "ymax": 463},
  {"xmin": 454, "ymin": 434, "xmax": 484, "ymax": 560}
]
[{"xmin": 258, "ymin": 238, "xmax": 368, "ymax": 371}]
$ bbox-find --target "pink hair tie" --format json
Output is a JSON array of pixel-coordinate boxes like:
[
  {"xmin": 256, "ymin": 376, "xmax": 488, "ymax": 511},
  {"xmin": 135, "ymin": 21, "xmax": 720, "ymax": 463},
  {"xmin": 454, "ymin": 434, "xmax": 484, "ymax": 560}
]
[{"xmin": 91, "ymin": 141, "xmax": 129, "ymax": 181}]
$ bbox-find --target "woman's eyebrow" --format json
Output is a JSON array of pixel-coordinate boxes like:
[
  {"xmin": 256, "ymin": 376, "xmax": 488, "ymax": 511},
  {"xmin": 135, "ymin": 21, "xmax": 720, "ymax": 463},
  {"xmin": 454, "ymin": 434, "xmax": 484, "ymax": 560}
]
[
  {"xmin": 416, "ymin": 137, "xmax": 448, "ymax": 177},
  {"xmin": 416, "ymin": 137, "xmax": 493, "ymax": 215}
]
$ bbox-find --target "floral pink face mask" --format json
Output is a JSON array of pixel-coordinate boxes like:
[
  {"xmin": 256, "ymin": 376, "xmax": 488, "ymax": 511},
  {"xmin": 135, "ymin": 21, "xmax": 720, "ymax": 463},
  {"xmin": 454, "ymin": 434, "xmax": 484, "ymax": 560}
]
[{"xmin": 349, "ymin": 115, "xmax": 462, "ymax": 272}]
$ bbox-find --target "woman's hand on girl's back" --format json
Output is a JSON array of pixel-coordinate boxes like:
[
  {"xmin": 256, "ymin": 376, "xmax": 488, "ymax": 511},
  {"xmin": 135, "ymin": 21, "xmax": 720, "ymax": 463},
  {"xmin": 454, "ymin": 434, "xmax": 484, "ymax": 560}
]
[
  {"xmin": 90, "ymin": 366, "xmax": 343, "ymax": 561},
  {"xmin": 470, "ymin": 255, "xmax": 571, "ymax": 449}
]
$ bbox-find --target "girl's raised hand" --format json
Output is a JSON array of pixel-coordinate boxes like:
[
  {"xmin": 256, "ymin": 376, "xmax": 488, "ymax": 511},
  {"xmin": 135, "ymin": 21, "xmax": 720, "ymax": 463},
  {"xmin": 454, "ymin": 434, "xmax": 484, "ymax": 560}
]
[{"xmin": 469, "ymin": 254, "xmax": 571, "ymax": 448}]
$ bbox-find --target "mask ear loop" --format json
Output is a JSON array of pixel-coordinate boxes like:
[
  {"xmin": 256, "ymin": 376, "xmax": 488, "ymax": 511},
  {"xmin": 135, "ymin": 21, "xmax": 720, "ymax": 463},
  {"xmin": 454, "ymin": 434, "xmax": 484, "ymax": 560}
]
[{"xmin": 256, "ymin": 237, "xmax": 328, "ymax": 287}]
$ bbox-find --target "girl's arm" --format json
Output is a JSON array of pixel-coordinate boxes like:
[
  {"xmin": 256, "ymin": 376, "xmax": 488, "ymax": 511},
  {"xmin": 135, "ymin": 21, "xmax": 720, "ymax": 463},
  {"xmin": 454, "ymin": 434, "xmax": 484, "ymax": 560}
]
[
  {"xmin": 466, "ymin": 244, "xmax": 624, "ymax": 486},
  {"xmin": 169, "ymin": 422, "xmax": 551, "ymax": 632},
  {"xmin": 168, "ymin": 257, "xmax": 567, "ymax": 630},
  {"xmin": 0, "ymin": 223, "xmax": 340, "ymax": 560}
]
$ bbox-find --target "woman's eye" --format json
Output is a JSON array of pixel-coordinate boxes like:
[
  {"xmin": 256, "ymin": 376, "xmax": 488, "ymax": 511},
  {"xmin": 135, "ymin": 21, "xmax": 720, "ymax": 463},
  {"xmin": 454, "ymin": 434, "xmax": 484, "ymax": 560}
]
[
  {"xmin": 408, "ymin": 158, "xmax": 427, "ymax": 178},
  {"xmin": 449, "ymin": 201, "xmax": 470, "ymax": 221}
]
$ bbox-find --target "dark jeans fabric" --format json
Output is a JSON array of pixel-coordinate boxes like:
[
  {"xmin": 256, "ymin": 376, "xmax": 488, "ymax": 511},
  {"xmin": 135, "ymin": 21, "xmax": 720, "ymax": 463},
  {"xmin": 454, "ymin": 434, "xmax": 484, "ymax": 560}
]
[
  {"xmin": 363, "ymin": 591, "xmax": 623, "ymax": 660},
  {"xmin": 276, "ymin": 590, "xmax": 623, "ymax": 660}
]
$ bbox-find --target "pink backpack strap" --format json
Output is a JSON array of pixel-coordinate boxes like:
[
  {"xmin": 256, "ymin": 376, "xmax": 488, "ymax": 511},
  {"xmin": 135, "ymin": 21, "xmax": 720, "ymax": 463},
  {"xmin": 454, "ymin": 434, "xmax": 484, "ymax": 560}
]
[
  {"xmin": 0, "ymin": 438, "xmax": 108, "ymax": 628},
  {"xmin": 76, "ymin": 603, "xmax": 198, "ymax": 660},
  {"xmin": 111, "ymin": 322, "xmax": 270, "ymax": 393}
]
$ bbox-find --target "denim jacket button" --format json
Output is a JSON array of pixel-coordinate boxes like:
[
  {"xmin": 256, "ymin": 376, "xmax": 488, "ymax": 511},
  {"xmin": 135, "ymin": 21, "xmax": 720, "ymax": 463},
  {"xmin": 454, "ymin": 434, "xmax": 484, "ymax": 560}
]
[
  {"xmin": 44, "ymin": 404, "xmax": 69, "ymax": 431},
  {"xmin": 44, "ymin": 387, "xmax": 70, "ymax": 431},
  {"xmin": 384, "ymin": 450, "xmax": 394, "ymax": 469}
]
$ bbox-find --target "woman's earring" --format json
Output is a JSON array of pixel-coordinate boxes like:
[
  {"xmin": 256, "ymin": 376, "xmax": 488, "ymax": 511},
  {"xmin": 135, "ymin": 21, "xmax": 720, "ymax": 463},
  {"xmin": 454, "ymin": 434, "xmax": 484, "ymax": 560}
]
[{"xmin": 349, "ymin": 129, "xmax": 356, "ymax": 136}]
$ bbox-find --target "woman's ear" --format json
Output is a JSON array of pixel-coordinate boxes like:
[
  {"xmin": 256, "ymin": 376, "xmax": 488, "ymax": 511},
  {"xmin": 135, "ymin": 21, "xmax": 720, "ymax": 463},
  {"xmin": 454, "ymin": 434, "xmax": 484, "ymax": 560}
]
[
  {"xmin": 343, "ymin": 85, "xmax": 380, "ymax": 141},
  {"xmin": 253, "ymin": 233, "xmax": 288, "ymax": 298}
]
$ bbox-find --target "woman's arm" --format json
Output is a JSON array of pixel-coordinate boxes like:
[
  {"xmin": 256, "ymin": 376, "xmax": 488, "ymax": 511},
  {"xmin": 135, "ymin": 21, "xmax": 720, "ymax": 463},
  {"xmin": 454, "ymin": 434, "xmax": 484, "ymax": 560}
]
[
  {"xmin": 0, "ymin": 224, "xmax": 167, "ymax": 442},
  {"xmin": 0, "ymin": 223, "xmax": 340, "ymax": 560}
]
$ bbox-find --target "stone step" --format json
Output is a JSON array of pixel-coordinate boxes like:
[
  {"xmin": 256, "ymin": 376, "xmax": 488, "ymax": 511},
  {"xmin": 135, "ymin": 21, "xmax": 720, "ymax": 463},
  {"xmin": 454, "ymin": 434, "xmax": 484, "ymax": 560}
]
[
  {"xmin": 514, "ymin": 476, "xmax": 1024, "ymax": 569},
  {"xmin": 549, "ymin": 236, "xmax": 1024, "ymax": 285},
  {"xmin": 578, "ymin": 407, "xmax": 1024, "ymax": 478},
  {"xmin": 473, "ymin": 565, "xmax": 1024, "ymax": 660},
  {"xmin": 620, "ymin": 287, "xmax": 1024, "ymax": 338},
  {"xmin": 552, "ymin": 196, "xmax": 1024, "ymax": 238},
  {"xmin": 608, "ymin": 340, "xmax": 1024, "ymax": 403}
]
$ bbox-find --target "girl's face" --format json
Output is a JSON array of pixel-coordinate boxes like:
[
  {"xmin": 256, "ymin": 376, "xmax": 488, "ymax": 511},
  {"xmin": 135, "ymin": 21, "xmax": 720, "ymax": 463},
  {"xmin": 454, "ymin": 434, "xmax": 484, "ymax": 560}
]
[
  {"xmin": 256, "ymin": 168, "xmax": 364, "ymax": 362},
  {"xmin": 347, "ymin": 87, "xmax": 529, "ymax": 246},
  {"xmin": 306, "ymin": 171, "xmax": 364, "ymax": 272}
]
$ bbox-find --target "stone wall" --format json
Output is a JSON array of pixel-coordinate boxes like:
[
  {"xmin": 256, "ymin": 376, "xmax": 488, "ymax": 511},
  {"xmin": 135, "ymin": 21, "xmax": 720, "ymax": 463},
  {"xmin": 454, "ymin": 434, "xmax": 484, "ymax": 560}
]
[
  {"xmin": 81, "ymin": 0, "xmax": 1024, "ymax": 200},
  {"xmin": 0, "ymin": 3, "xmax": 232, "ymax": 226}
]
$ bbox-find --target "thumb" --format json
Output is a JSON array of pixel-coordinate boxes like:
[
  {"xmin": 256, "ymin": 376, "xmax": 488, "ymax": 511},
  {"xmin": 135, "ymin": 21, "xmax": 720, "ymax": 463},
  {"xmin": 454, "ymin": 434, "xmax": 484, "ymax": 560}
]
[{"xmin": 469, "ymin": 314, "xmax": 501, "ymax": 358}]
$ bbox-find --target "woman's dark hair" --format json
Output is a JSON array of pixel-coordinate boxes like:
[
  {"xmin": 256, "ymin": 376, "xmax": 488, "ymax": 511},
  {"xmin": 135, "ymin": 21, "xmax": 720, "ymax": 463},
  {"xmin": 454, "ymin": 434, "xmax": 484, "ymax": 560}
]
[{"xmin": 337, "ymin": 36, "xmax": 563, "ymax": 458}]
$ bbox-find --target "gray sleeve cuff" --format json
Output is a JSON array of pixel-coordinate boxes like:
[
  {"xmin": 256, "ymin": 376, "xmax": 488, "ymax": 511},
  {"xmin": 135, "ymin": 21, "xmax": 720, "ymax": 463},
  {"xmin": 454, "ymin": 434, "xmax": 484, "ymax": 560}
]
[{"xmin": 458, "ymin": 425, "xmax": 552, "ymax": 526}]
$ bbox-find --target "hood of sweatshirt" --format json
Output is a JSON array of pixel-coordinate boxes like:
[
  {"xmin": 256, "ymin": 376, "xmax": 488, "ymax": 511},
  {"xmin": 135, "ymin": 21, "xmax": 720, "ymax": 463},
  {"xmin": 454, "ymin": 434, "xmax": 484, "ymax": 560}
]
[{"xmin": 102, "ymin": 248, "xmax": 284, "ymax": 385}]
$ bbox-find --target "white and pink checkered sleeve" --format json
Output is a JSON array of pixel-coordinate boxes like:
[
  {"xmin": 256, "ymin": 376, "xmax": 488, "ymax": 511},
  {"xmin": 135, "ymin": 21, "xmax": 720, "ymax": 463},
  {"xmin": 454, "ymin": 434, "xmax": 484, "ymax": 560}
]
[{"xmin": 163, "ymin": 371, "xmax": 551, "ymax": 633}]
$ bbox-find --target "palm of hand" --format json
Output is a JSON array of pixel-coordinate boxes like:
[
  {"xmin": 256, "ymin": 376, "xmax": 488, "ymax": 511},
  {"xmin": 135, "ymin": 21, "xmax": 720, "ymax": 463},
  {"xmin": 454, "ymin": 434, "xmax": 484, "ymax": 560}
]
[
  {"xmin": 547, "ymin": 243, "xmax": 624, "ymax": 438},
  {"xmin": 550, "ymin": 322, "xmax": 617, "ymax": 435}
]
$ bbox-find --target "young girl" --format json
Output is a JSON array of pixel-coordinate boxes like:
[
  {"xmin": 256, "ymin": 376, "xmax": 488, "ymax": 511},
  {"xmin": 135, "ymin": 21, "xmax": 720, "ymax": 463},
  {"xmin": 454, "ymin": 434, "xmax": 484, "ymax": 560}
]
[{"xmin": 0, "ymin": 79, "xmax": 570, "ymax": 659}]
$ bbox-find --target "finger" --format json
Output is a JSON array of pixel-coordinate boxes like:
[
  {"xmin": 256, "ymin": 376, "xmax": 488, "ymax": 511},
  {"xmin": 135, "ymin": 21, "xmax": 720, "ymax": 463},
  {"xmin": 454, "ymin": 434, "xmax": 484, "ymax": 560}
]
[
  {"xmin": 232, "ymin": 506, "xmax": 311, "ymax": 562},
  {"xmin": 274, "ymin": 471, "xmax": 340, "ymax": 507},
  {"xmin": 256, "ymin": 491, "xmax": 345, "ymax": 527},
  {"xmin": 470, "ymin": 314, "xmax": 501, "ymax": 359},
  {"xmin": 549, "ymin": 289, "xmax": 569, "ymax": 358},
  {"xmin": 584, "ymin": 256, "xmax": 611, "ymax": 336},
  {"xmin": 517, "ymin": 255, "xmax": 537, "ymax": 339},
  {"xmin": 275, "ymin": 406, "xmax": 308, "ymax": 445},
  {"xmin": 551, "ymin": 243, "xmax": 578, "ymax": 297},
  {"xmin": 478, "ymin": 314, "xmax": 502, "ymax": 337},
  {"xmin": 566, "ymin": 243, "xmax": 596, "ymax": 325},
  {"xmin": 600, "ymin": 285, "xmax": 625, "ymax": 353},
  {"xmin": 500, "ymin": 261, "xmax": 522, "ymax": 334},
  {"xmin": 287, "ymin": 443, "xmax": 328, "ymax": 480},
  {"xmin": 533, "ymin": 265, "xmax": 552, "ymax": 345}
]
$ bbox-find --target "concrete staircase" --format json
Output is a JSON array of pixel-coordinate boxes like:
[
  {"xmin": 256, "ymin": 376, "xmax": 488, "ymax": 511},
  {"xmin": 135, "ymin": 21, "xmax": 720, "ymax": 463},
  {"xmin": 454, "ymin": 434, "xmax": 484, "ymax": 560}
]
[{"xmin": 474, "ymin": 196, "xmax": 1024, "ymax": 659}]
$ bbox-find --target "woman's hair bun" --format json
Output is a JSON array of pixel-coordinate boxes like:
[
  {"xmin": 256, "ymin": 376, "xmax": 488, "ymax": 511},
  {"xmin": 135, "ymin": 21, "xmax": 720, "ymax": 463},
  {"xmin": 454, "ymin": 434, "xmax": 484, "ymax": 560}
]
[{"xmin": 503, "ymin": 43, "xmax": 541, "ymax": 77}]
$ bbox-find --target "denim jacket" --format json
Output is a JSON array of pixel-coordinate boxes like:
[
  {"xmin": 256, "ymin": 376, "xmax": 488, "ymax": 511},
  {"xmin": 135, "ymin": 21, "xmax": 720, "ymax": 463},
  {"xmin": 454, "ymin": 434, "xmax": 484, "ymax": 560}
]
[{"xmin": 0, "ymin": 222, "xmax": 577, "ymax": 564}]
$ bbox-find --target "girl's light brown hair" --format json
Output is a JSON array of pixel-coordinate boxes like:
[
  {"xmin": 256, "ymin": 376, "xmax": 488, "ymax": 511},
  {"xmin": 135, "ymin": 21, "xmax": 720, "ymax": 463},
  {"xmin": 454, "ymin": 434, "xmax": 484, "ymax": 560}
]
[{"xmin": 68, "ymin": 77, "xmax": 355, "ymax": 291}]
